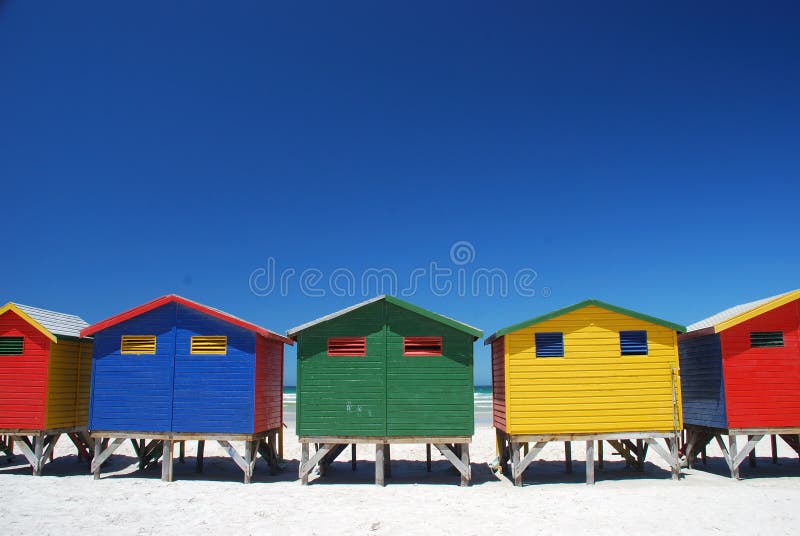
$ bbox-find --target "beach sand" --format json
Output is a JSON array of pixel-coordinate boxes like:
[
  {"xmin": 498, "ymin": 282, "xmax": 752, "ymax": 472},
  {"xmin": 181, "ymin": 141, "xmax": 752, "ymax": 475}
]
[{"xmin": 2, "ymin": 425, "xmax": 800, "ymax": 535}]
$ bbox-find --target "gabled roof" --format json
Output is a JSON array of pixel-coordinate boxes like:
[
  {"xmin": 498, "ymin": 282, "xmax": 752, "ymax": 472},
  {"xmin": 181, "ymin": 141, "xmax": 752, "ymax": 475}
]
[
  {"xmin": 286, "ymin": 295, "xmax": 483, "ymax": 339},
  {"xmin": 79, "ymin": 295, "xmax": 292, "ymax": 345},
  {"xmin": 485, "ymin": 299, "xmax": 686, "ymax": 345},
  {"xmin": 0, "ymin": 302, "xmax": 90, "ymax": 341},
  {"xmin": 685, "ymin": 289, "xmax": 800, "ymax": 334}
]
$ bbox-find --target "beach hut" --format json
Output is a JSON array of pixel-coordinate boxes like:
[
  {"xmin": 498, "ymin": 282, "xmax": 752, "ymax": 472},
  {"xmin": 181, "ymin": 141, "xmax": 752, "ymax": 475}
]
[
  {"xmin": 486, "ymin": 299, "xmax": 685, "ymax": 485},
  {"xmin": 679, "ymin": 289, "xmax": 800, "ymax": 478},
  {"xmin": 80, "ymin": 295, "xmax": 292, "ymax": 483},
  {"xmin": 287, "ymin": 295, "xmax": 482, "ymax": 486},
  {"xmin": 0, "ymin": 302, "xmax": 93, "ymax": 475}
]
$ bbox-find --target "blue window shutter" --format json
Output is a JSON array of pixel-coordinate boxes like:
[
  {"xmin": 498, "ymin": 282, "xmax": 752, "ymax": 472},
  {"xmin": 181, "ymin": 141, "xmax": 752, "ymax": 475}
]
[
  {"xmin": 535, "ymin": 332, "xmax": 564, "ymax": 357},
  {"xmin": 620, "ymin": 330, "xmax": 648, "ymax": 355}
]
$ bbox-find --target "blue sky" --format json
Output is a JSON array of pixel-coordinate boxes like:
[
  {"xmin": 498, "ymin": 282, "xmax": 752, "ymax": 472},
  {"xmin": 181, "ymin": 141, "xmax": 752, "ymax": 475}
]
[{"xmin": 1, "ymin": 1, "xmax": 798, "ymax": 384}]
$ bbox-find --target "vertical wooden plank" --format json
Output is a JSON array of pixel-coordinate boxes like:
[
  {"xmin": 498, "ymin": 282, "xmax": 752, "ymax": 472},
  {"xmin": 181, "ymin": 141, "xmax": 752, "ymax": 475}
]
[
  {"xmin": 748, "ymin": 434, "xmax": 757, "ymax": 468},
  {"xmin": 375, "ymin": 443, "xmax": 385, "ymax": 487},
  {"xmin": 196, "ymin": 440, "xmax": 205, "ymax": 473},
  {"xmin": 351, "ymin": 444, "xmax": 357, "ymax": 471},
  {"xmin": 179, "ymin": 441, "xmax": 186, "ymax": 464},
  {"xmin": 585, "ymin": 440, "xmax": 595, "ymax": 485},
  {"xmin": 636, "ymin": 439, "xmax": 644, "ymax": 471},
  {"xmin": 244, "ymin": 440, "xmax": 253, "ymax": 484},
  {"xmin": 597, "ymin": 441, "xmax": 604, "ymax": 471},
  {"xmin": 278, "ymin": 426, "xmax": 284, "ymax": 462},
  {"xmin": 300, "ymin": 442, "xmax": 309, "ymax": 485},
  {"xmin": 426, "ymin": 443, "xmax": 432, "ymax": 472},
  {"xmin": 729, "ymin": 435, "xmax": 739, "ymax": 479},
  {"xmin": 93, "ymin": 436, "xmax": 102, "ymax": 480},
  {"xmin": 771, "ymin": 434, "xmax": 778, "ymax": 464},
  {"xmin": 384, "ymin": 444, "xmax": 391, "ymax": 479},
  {"xmin": 162, "ymin": 440, "xmax": 173, "ymax": 482},
  {"xmin": 512, "ymin": 442, "xmax": 522, "ymax": 486},
  {"xmin": 565, "ymin": 441, "xmax": 573, "ymax": 474},
  {"xmin": 138, "ymin": 439, "xmax": 146, "ymax": 470},
  {"xmin": 33, "ymin": 435, "xmax": 44, "ymax": 476},
  {"xmin": 669, "ymin": 436, "xmax": 680, "ymax": 480},
  {"xmin": 460, "ymin": 443, "xmax": 470, "ymax": 487}
]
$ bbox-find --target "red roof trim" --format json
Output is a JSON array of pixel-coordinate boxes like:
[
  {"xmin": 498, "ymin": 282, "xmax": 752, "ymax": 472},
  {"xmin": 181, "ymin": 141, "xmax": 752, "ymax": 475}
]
[{"xmin": 79, "ymin": 295, "xmax": 292, "ymax": 345}]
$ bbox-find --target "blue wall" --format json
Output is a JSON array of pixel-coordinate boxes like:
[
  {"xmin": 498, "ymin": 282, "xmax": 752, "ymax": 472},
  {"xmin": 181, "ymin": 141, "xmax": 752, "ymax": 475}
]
[
  {"xmin": 678, "ymin": 334, "xmax": 727, "ymax": 429},
  {"xmin": 89, "ymin": 302, "xmax": 256, "ymax": 434}
]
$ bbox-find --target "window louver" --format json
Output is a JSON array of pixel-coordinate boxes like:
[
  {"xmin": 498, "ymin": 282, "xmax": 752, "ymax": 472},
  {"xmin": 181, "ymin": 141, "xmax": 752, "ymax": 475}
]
[
  {"xmin": 750, "ymin": 331, "xmax": 784, "ymax": 348},
  {"xmin": 121, "ymin": 335, "xmax": 157, "ymax": 355},
  {"xmin": 535, "ymin": 332, "xmax": 564, "ymax": 357},
  {"xmin": 620, "ymin": 330, "xmax": 648, "ymax": 356},
  {"xmin": 403, "ymin": 336, "xmax": 443, "ymax": 356},
  {"xmin": 327, "ymin": 337, "xmax": 366, "ymax": 356},
  {"xmin": 0, "ymin": 337, "xmax": 24, "ymax": 356},
  {"xmin": 190, "ymin": 336, "xmax": 228, "ymax": 355}
]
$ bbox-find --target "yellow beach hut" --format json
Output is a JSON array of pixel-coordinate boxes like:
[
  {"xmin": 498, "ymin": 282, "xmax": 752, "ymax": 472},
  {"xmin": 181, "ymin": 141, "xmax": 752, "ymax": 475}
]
[{"xmin": 486, "ymin": 299, "xmax": 685, "ymax": 485}]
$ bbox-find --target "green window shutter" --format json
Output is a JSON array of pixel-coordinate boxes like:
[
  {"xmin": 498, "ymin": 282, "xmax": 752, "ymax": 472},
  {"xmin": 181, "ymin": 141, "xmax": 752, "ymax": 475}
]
[{"xmin": 0, "ymin": 337, "xmax": 24, "ymax": 356}]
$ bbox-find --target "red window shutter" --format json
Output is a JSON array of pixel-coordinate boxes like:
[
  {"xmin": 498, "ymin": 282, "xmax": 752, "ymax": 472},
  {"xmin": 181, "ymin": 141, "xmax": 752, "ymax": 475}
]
[
  {"xmin": 403, "ymin": 336, "xmax": 443, "ymax": 356},
  {"xmin": 327, "ymin": 337, "xmax": 366, "ymax": 356}
]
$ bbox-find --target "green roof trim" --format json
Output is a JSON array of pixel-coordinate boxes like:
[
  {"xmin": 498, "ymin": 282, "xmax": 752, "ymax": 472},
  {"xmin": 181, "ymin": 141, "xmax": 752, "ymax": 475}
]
[
  {"xmin": 484, "ymin": 299, "xmax": 685, "ymax": 345},
  {"xmin": 286, "ymin": 295, "xmax": 483, "ymax": 339}
]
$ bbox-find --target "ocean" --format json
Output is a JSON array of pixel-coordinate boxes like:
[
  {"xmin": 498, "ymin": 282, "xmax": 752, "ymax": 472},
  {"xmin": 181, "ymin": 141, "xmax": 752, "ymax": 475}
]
[{"xmin": 283, "ymin": 386, "xmax": 494, "ymax": 427}]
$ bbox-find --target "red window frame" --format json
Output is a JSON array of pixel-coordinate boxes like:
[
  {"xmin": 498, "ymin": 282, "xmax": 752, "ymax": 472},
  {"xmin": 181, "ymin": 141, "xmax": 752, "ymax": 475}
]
[
  {"xmin": 327, "ymin": 337, "xmax": 366, "ymax": 357},
  {"xmin": 403, "ymin": 336, "xmax": 443, "ymax": 356}
]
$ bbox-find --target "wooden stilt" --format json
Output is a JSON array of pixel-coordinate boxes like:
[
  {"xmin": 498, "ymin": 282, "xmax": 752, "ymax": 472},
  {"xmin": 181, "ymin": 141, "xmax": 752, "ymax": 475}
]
[
  {"xmin": 460, "ymin": 443, "xmax": 471, "ymax": 487},
  {"xmin": 426, "ymin": 443, "xmax": 432, "ymax": 472},
  {"xmin": 244, "ymin": 440, "xmax": 254, "ymax": 484},
  {"xmin": 375, "ymin": 443, "xmax": 385, "ymax": 487},
  {"xmin": 138, "ymin": 439, "xmax": 146, "ymax": 470},
  {"xmin": 565, "ymin": 441, "xmax": 572, "ymax": 473},
  {"xmin": 636, "ymin": 439, "xmax": 645, "ymax": 471},
  {"xmin": 93, "ymin": 437, "xmax": 102, "ymax": 480},
  {"xmin": 384, "ymin": 444, "xmax": 391, "ymax": 479},
  {"xmin": 669, "ymin": 436, "xmax": 680, "ymax": 480},
  {"xmin": 585, "ymin": 440, "xmax": 595, "ymax": 485},
  {"xmin": 351, "ymin": 444, "xmax": 356, "ymax": 471},
  {"xmin": 771, "ymin": 435, "xmax": 778, "ymax": 464},
  {"xmin": 162, "ymin": 439, "xmax": 174, "ymax": 482},
  {"xmin": 748, "ymin": 435, "xmax": 757, "ymax": 467},
  {"xmin": 729, "ymin": 435, "xmax": 739, "ymax": 479},
  {"xmin": 300, "ymin": 442, "xmax": 309, "ymax": 485},
  {"xmin": 512, "ymin": 442, "xmax": 522, "ymax": 486},
  {"xmin": 32, "ymin": 435, "xmax": 44, "ymax": 476},
  {"xmin": 597, "ymin": 441, "xmax": 604, "ymax": 471},
  {"xmin": 196, "ymin": 440, "xmax": 205, "ymax": 473},
  {"xmin": 701, "ymin": 444, "xmax": 707, "ymax": 465},
  {"xmin": 278, "ymin": 426, "xmax": 284, "ymax": 462},
  {"xmin": 179, "ymin": 441, "xmax": 185, "ymax": 464}
]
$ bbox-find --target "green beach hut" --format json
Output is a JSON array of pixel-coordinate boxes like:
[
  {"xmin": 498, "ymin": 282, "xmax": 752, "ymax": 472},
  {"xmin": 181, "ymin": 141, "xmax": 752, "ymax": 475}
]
[{"xmin": 287, "ymin": 295, "xmax": 482, "ymax": 486}]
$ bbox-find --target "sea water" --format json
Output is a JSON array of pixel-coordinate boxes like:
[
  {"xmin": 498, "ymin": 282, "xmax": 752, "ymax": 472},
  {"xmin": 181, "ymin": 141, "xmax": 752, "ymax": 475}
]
[{"xmin": 283, "ymin": 386, "xmax": 494, "ymax": 428}]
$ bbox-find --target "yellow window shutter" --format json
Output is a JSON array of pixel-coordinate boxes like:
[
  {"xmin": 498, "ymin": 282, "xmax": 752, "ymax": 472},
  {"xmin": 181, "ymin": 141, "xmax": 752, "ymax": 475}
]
[
  {"xmin": 191, "ymin": 336, "xmax": 227, "ymax": 355},
  {"xmin": 120, "ymin": 335, "xmax": 157, "ymax": 355}
]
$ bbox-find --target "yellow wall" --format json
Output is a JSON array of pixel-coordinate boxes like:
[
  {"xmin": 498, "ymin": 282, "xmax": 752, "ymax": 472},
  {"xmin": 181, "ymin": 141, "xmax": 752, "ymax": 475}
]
[
  {"xmin": 504, "ymin": 305, "xmax": 682, "ymax": 435},
  {"xmin": 44, "ymin": 338, "xmax": 93, "ymax": 429}
]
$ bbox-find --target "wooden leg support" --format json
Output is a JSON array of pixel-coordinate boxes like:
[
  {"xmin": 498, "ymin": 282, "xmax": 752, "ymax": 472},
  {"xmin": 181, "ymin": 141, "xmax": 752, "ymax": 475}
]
[
  {"xmin": 771, "ymin": 435, "xmax": 778, "ymax": 464},
  {"xmin": 375, "ymin": 443, "xmax": 385, "ymax": 487},
  {"xmin": 565, "ymin": 441, "xmax": 572, "ymax": 473},
  {"xmin": 512, "ymin": 442, "xmax": 522, "ymax": 486},
  {"xmin": 351, "ymin": 444, "xmax": 357, "ymax": 471},
  {"xmin": 161, "ymin": 440, "xmax": 174, "ymax": 482},
  {"xmin": 383, "ymin": 444, "xmax": 391, "ymax": 479},
  {"xmin": 300, "ymin": 443, "xmax": 309, "ymax": 485},
  {"xmin": 460, "ymin": 443, "xmax": 471, "ymax": 487},
  {"xmin": 426, "ymin": 443, "xmax": 431, "ymax": 472},
  {"xmin": 196, "ymin": 440, "xmax": 205, "ymax": 473},
  {"xmin": 585, "ymin": 440, "xmax": 595, "ymax": 485},
  {"xmin": 597, "ymin": 441, "xmax": 604, "ymax": 471}
]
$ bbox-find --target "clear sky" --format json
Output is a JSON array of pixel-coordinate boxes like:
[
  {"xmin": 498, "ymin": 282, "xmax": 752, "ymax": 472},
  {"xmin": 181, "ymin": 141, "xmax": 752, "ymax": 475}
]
[{"xmin": 2, "ymin": 1, "xmax": 798, "ymax": 385}]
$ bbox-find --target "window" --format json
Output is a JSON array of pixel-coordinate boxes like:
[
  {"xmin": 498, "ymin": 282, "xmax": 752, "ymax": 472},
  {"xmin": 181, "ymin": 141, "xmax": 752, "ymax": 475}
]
[
  {"xmin": 191, "ymin": 336, "xmax": 228, "ymax": 355},
  {"xmin": 327, "ymin": 337, "xmax": 366, "ymax": 356},
  {"xmin": 120, "ymin": 335, "xmax": 157, "ymax": 355},
  {"xmin": 750, "ymin": 331, "xmax": 784, "ymax": 348},
  {"xmin": 403, "ymin": 336, "xmax": 443, "ymax": 356},
  {"xmin": 535, "ymin": 332, "xmax": 564, "ymax": 357},
  {"xmin": 620, "ymin": 330, "xmax": 648, "ymax": 355},
  {"xmin": 0, "ymin": 336, "xmax": 24, "ymax": 356}
]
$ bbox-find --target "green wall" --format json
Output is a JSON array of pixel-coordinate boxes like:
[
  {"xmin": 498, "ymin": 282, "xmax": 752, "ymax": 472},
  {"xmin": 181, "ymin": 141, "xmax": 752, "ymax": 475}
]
[{"xmin": 296, "ymin": 299, "xmax": 475, "ymax": 437}]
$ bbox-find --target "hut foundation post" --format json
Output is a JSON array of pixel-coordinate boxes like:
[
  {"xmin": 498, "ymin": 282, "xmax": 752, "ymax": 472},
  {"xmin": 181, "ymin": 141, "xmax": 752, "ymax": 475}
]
[
  {"xmin": 93, "ymin": 437, "xmax": 102, "ymax": 479},
  {"xmin": 196, "ymin": 440, "xmax": 205, "ymax": 473},
  {"xmin": 460, "ymin": 443, "xmax": 471, "ymax": 487},
  {"xmin": 300, "ymin": 442, "xmax": 309, "ymax": 485},
  {"xmin": 771, "ymin": 435, "xmax": 778, "ymax": 464},
  {"xmin": 669, "ymin": 435, "xmax": 680, "ymax": 480},
  {"xmin": 636, "ymin": 439, "xmax": 645, "ymax": 471},
  {"xmin": 565, "ymin": 441, "xmax": 573, "ymax": 473},
  {"xmin": 138, "ymin": 439, "xmax": 146, "ymax": 469},
  {"xmin": 729, "ymin": 435, "xmax": 739, "ymax": 479},
  {"xmin": 162, "ymin": 439, "xmax": 174, "ymax": 482},
  {"xmin": 351, "ymin": 444, "xmax": 357, "ymax": 471},
  {"xmin": 748, "ymin": 435, "xmax": 757, "ymax": 467},
  {"xmin": 383, "ymin": 444, "xmax": 391, "ymax": 479},
  {"xmin": 375, "ymin": 443, "xmax": 385, "ymax": 487},
  {"xmin": 179, "ymin": 441, "xmax": 186, "ymax": 464},
  {"xmin": 426, "ymin": 444, "xmax": 431, "ymax": 472},
  {"xmin": 597, "ymin": 441, "xmax": 604, "ymax": 471},
  {"xmin": 243, "ymin": 440, "xmax": 254, "ymax": 484},
  {"xmin": 585, "ymin": 440, "xmax": 595, "ymax": 485},
  {"xmin": 32, "ymin": 435, "xmax": 44, "ymax": 476},
  {"xmin": 511, "ymin": 442, "xmax": 522, "ymax": 486}
]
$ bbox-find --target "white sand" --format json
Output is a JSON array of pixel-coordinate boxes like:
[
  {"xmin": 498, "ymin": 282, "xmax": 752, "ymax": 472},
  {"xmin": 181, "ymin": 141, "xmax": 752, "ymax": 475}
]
[{"xmin": 2, "ymin": 426, "xmax": 800, "ymax": 535}]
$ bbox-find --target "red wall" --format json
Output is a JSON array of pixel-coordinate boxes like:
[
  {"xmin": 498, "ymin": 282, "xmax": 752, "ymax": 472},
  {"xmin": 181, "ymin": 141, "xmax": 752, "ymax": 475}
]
[
  {"xmin": 254, "ymin": 335, "xmax": 284, "ymax": 433},
  {"xmin": 721, "ymin": 299, "xmax": 800, "ymax": 428},
  {"xmin": 491, "ymin": 337, "xmax": 506, "ymax": 431},
  {"xmin": 0, "ymin": 310, "xmax": 50, "ymax": 429}
]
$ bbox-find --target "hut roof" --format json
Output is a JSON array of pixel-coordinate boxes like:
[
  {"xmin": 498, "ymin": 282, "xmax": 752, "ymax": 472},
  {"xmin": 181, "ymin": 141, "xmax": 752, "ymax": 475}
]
[
  {"xmin": 79, "ymin": 294, "xmax": 292, "ymax": 345},
  {"xmin": 286, "ymin": 295, "xmax": 483, "ymax": 339},
  {"xmin": 485, "ymin": 299, "xmax": 686, "ymax": 345},
  {"xmin": 685, "ymin": 289, "xmax": 800, "ymax": 334},
  {"xmin": 0, "ymin": 302, "xmax": 89, "ymax": 342}
]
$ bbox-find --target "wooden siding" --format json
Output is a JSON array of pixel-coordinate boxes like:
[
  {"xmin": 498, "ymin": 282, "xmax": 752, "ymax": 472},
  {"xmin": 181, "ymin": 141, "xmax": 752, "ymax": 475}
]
[
  {"xmin": 505, "ymin": 305, "xmax": 682, "ymax": 435},
  {"xmin": 89, "ymin": 304, "xmax": 176, "ymax": 432},
  {"xmin": 255, "ymin": 335, "xmax": 283, "ymax": 432},
  {"xmin": 297, "ymin": 300, "xmax": 387, "ymax": 436},
  {"xmin": 491, "ymin": 337, "xmax": 507, "ymax": 431},
  {"xmin": 678, "ymin": 334, "xmax": 727, "ymax": 428},
  {"xmin": 385, "ymin": 302, "xmax": 474, "ymax": 436},
  {"xmin": 721, "ymin": 299, "xmax": 800, "ymax": 428},
  {"xmin": 172, "ymin": 305, "xmax": 255, "ymax": 434},
  {"xmin": 0, "ymin": 310, "xmax": 49, "ymax": 429},
  {"xmin": 44, "ymin": 338, "xmax": 92, "ymax": 429}
]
